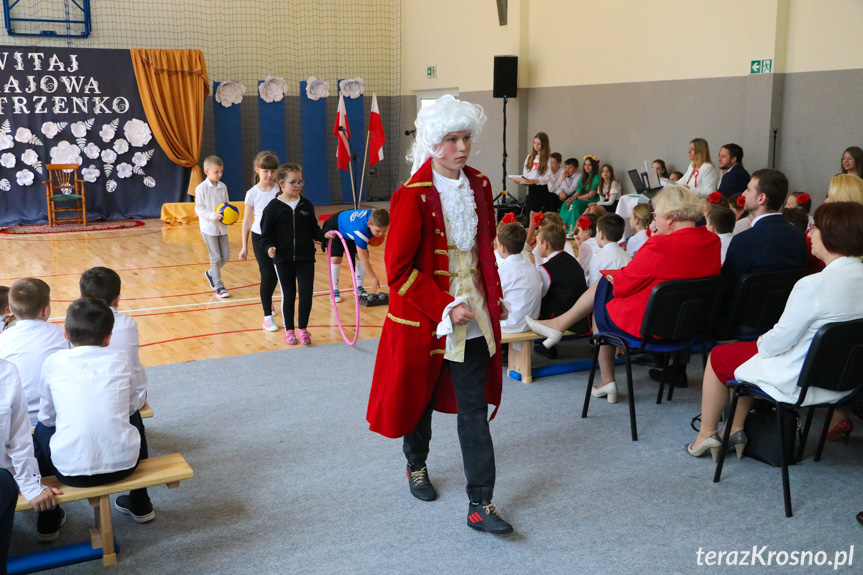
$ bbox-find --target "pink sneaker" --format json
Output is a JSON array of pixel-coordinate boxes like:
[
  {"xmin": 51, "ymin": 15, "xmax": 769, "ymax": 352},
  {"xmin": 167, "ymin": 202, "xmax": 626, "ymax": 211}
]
[
  {"xmin": 284, "ymin": 329, "xmax": 298, "ymax": 345},
  {"xmin": 298, "ymin": 328, "xmax": 312, "ymax": 346}
]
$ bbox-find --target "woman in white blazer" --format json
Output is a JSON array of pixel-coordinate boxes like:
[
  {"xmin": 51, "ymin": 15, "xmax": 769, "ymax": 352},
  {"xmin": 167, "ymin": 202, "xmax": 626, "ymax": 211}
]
[
  {"xmin": 686, "ymin": 201, "xmax": 863, "ymax": 459},
  {"xmin": 679, "ymin": 138, "xmax": 718, "ymax": 199}
]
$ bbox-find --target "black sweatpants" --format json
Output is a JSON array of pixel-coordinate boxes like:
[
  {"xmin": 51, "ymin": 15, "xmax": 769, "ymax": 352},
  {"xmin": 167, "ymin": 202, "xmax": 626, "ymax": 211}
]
[
  {"xmin": 274, "ymin": 260, "xmax": 315, "ymax": 330},
  {"xmin": 251, "ymin": 232, "xmax": 279, "ymax": 316}
]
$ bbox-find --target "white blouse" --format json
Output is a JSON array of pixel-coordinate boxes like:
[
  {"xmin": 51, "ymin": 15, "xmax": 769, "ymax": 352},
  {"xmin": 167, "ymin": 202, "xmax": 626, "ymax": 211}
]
[
  {"xmin": 596, "ymin": 181, "xmax": 621, "ymax": 206},
  {"xmin": 522, "ymin": 154, "xmax": 553, "ymax": 185},
  {"xmin": 680, "ymin": 162, "xmax": 719, "ymax": 199}
]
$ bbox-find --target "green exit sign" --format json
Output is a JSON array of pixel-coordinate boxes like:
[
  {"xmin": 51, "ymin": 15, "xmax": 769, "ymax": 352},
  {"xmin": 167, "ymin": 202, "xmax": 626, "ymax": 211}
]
[
  {"xmin": 750, "ymin": 59, "xmax": 773, "ymax": 74},
  {"xmin": 427, "ymin": 66, "xmax": 437, "ymax": 78}
]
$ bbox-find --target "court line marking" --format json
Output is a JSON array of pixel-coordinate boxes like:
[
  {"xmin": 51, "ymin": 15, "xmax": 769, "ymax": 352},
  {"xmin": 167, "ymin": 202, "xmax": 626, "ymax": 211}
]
[{"xmin": 141, "ymin": 323, "xmax": 384, "ymax": 348}]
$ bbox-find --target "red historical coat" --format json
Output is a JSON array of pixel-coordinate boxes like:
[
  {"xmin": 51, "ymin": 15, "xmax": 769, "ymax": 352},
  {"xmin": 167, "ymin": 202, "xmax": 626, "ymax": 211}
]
[{"xmin": 367, "ymin": 159, "xmax": 503, "ymax": 439}]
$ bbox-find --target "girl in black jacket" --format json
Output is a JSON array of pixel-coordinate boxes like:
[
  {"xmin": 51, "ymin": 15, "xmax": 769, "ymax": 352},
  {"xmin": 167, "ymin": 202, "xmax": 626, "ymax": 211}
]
[{"xmin": 259, "ymin": 163, "xmax": 325, "ymax": 346}]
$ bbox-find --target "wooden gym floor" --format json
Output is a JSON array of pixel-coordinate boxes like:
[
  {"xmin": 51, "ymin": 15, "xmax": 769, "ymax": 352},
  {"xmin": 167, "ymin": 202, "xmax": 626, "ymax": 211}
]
[{"xmin": 0, "ymin": 204, "xmax": 389, "ymax": 367}]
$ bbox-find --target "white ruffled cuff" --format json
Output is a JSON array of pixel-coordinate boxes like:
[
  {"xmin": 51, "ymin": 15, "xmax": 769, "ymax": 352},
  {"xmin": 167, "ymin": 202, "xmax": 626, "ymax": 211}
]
[{"xmin": 436, "ymin": 297, "xmax": 469, "ymax": 338}]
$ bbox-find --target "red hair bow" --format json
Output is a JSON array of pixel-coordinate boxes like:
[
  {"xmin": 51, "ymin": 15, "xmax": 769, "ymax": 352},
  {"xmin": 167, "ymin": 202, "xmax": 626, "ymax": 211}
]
[
  {"xmin": 736, "ymin": 195, "xmax": 746, "ymax": 208},
  {"xmin": 708, "ymin": 191, "xmax": 722, "ymax": 203},
  {"xmin": 501, "ymin": 212, "xmax": 517, "ymax": 225},
  {"xmin": 796, "ymin": 193, "xmax": 811, "ymax": 205},
  {"xmin": 577, "ymin": 216, "xmax": 591, "ymax": 230},
  {"xmin": 533, "ymin": 212, "xmax": 545, "ymax": 227}
]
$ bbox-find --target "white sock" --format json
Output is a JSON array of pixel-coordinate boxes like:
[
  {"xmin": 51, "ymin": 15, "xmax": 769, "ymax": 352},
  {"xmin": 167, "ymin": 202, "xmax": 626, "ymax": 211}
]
[
  {"xmin": 355, "ymin": 260, "xmax": 365, "ymax": 287},
  {"xmin": 330, "ymin": 264, "xmax": 341, "ymax": 290},
  {"xmin": 264, "ymin": 315, "xmax": 273, "ymax": 321}
]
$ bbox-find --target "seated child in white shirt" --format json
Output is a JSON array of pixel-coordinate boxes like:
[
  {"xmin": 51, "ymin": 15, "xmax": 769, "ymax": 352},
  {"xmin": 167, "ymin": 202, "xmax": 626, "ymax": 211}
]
[
  {"xmin": 497, "ymin": 221, "xmax": 542, "ymax": 333},
  {"xmin": 706, "ymin": 205, "xmax": 736, "ymax": 265},
  {"xmin": 588, "ymin": 214, "xmax": 632, "ymax": 285},
  {"xmin": 1, "ymin": 359, "xmax": 61, "ymax": 552},
  {"xmin": 33, "ymin": 298, "xmax": 154, "ymax": 542},
  {"xmin": 79, "ymin": 267, "xmax": 147, "ymax": 407},
  {"xmin": 574, "ymin": 213, "xmax": 599, "ymax": 284},
  {"xmin": 0, "ymin": 278, "xmax": 69, "ymax": 427},
  {"xmin": 626, "ymin": 203, "xmax": 653, "ymax": 257}
]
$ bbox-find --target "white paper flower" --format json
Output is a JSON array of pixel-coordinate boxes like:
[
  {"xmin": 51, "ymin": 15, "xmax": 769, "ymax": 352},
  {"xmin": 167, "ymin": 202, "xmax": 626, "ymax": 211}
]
[
  {"xmin": 71, "ymin": 121, "xmax": 88, "ymax": 138},
  {"xmin": 99, "ymin": 124, "xmax": 116, "ymax": 143},
  {"xmin": 339, "ymin": 78, "xmax": 365, "ymax": 99},
  {"xmin": 101, "ymin": 149, "xmax": 117, "ymax": 164},
  {"xmin": 123, "ymin": 119, "xmax": 152, "ymax": 148},
  {"xmin": 49, "ymin": 141, "xmax": 82, "ymax": 166},
  {"xmin": 81, "ymin": 164, "xmax": 100, "ymax": 183},
  {"xmin": 215, "ymin": 80, "xmax": 246, "ymax": 108},
  {"xmin": 21, "ymin": 149, "xmax": 38, "ymax": 166},
  {"xmin": 116, "ymin": 163, "xmax": 133, "ymax": 179},
  {"xmin": 41, "ymin": 122, "xmax": 59, "ymax": 139},
  {"xmin": 16, "ymin": 169, "xmax": 33, "ymax": 186},
  {"xmin": 132, "ymin": 151, "xmax": 149, "ymax": 167},
  {"xmin": 84, "ymin": 142, "xmax": 101, "ymax": 159},
  {"xmin": 0, "ymin": 153, "xmax": 14, "ymax": 168},
  {"xmin": 14, "ymin": 127, "xmax": 32, "ymax": 144},
  {"xmin": 258, "ymin": 76, "xmax": 289, "ymax": 103},
  {"xmin": 113, "ymin": 139, "xmax": 129, "ymax": 154},
  {"xmin": 0, "ymin": 134, "xmax": 12, "ymax": 150},
  {"xmin": 305, "ymin": 77, "xmax": 329, "ymax": 101}
]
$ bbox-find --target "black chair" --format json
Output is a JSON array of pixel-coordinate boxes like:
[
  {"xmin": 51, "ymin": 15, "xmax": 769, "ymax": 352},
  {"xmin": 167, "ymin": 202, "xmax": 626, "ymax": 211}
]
[
  {"xmin": 713, "ymin": 318, "xmax": 863, "ymax": 517},
  {"xmin": 582, "ymin": 276, "xmax": 724, "ymax": 441},
  {"xmin": 720, "ymin": 268, "xmax": 805, "ymax": 340}
]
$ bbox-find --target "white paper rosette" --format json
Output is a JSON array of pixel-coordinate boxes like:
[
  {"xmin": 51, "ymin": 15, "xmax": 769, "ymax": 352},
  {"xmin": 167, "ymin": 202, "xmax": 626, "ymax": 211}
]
[
  {"xmin": 305, "ymin": 77, "xmax": 329, "ymax": 101},
  {"xmin": 116, "ymin": 163, "xmax": 133, "ymax": 179},
  {"xmin": 113, "ymin": 139, "xmax": 130, "ymax": 154},
  {"xmin": 81, "ymin": 164, "xmax": 100, "ymax": 183},
  {"xmin": 41, "ymin": 122, "xmax": 60, "ymax": 139},
  {"xmin": 16, "ymin": 169, "xmax": 34, "ymax": 186},
  {"xmin": 71, "ymin": 121, "xmax": 88, "ymax": 138},
  {"xmin": 100, "ymin": 149, "xmax": 117, "ymax": 164},
  {"xmin": 14, "ymin": 127, "xmax": 32, "ymax": 144},
  {"xmin": 49, "ymin": 141, "xmax": 82, "ymax": 166},
  {"xmin": 84, "ymin": 142, "xmax": 101, "ymax": 160},
  {"xmin": 123, "ymin": 119, "xmax": 152, "ymax": 148},
  {"xmin": 259, "ymin": 76, "xmax": 289, "ymax": 103},
  {"xmin": 21, "ymin": 149, "xmax": 38, "ymax": 166},
  {"xmin": 0, "ymin": 153, "xmax": 14, "ymax": 168},
  {"xmin": 132, "ymin": 151, "xmax": 149, "ymax": 167},
  {"xmin": 215, "ymin": 80, "xmax": 246, "ymax": 108},
  {"xmin": 0, "ymin": 134, "xmax": 13, "ymax": 150},
  {"xmin": 99, "ymin": 124, "xmax": 116, "ymax": 143},
  {"xmin": 339, "ymin": 78, "xmax": 365, "ymax": 99}
]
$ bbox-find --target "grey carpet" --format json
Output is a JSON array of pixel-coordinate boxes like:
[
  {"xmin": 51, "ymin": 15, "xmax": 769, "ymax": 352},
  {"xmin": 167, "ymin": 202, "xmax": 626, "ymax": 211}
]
[{"xmin": 9, "ymin": 337, "xmax": 863, "ymax": 575}]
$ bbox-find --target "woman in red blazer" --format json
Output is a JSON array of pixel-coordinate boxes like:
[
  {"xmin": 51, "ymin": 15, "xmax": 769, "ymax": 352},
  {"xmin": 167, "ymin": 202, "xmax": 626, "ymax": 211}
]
[{"xmin": 528, "ymin": 185, "xmax": 721, "ymax": 402}]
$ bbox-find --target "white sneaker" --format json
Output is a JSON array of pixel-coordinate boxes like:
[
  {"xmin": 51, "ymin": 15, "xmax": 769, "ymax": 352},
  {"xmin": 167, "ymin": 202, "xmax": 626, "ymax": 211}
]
[
  {"xmin": 216, "ymin": 287, "xmax": 230, "ymax": 298},
  {"xmin": 333, "ymin": 290, "xmax": 343, "ymax": 303},
  {"xmin": 262, "ymin": 317, "xmax": 278, "ymax": 332},
  {"xmin": 591, "ymin": 381, "xmax": 618, "ymax": 403}
]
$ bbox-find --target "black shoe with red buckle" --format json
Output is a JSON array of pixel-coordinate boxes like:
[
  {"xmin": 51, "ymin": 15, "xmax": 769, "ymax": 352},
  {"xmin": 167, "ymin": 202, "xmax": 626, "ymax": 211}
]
[
  {"xmin": 467, "ymin": 500, "xmax": 513, "ymax": 534},
  {"xmin": 406, "ymin": 464, "xmax": 437, "ymax": 501}
]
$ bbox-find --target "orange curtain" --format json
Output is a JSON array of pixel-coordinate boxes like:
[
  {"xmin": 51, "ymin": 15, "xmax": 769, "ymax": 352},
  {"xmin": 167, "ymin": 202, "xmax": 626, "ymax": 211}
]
[{"xmin": 130, "ymin": 49, "xmax": 210, "ymax": 196}]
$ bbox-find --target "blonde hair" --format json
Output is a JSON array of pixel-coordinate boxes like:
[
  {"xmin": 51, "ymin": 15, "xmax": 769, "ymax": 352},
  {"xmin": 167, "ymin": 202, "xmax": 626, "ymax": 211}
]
[
  {"xmin": 203, "ymin": 155, "xmax": 223, "ymax": 170},
  {"xmin": 828, "ymin": 174, "xmax": 863, "ymax": 204},
  {"xmin": 652, "ymin": 185, "xmax": 703, "ymax": 222},
  {"xmin": 631, "ymin": 203, "xmax": 653, "ymax": 229},
  {"xmin": 690, "ymin": 138, "xmax": 712, "ymax": 169},
  {"xmin": 525, "ymin": 132, "xmax": 550, "ymax": 175}
]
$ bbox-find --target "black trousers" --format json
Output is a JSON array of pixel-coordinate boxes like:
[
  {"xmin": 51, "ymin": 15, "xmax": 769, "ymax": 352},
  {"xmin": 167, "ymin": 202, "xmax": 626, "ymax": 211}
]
[
  {"xmin": 251, "ymin": 232, "xmax": 279, "ymax": 316},
  {"xmin": 0, "ymin": 468, "xmax": 16, "ymax": 575},
  {"xmin": 403, "ymin": 337, "xmax": 496, "ymax": 503},
  {"xmin": 524, "ymin": 184, "xmax": 560, "ymax": 214},
  {"xmin": 273, "ymin": 260, "xmax": 315, "ymax": 330},
  {"xmin": 33, "ymin": 411, "xmax": 150, "ymax": 505}
]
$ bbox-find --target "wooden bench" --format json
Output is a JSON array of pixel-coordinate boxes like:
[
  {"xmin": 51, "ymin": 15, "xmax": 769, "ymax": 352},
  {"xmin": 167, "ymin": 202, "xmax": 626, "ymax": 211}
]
[
  {"xmin": 15, "ymin": 453, "xmax": 194, "ymax": 566},
  {"xmin": 502, "ymin": 330, "xmax": 586, "ymax": 383},
  {"xmin": 140, "ymin": 401, "xmax": 153, "ymax": 419}
]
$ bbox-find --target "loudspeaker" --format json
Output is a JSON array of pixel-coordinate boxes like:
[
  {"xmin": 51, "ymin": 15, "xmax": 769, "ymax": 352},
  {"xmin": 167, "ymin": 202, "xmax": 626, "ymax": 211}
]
[{"xmin": 493, "ymin": 55, "xmax": 518, "ymax": 99}]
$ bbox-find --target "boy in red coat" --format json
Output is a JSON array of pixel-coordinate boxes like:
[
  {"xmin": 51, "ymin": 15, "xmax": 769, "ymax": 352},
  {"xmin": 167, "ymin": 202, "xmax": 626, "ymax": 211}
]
[{"xmin": 367, "ymin": 95, "xmax": 513, "ymax": 534}]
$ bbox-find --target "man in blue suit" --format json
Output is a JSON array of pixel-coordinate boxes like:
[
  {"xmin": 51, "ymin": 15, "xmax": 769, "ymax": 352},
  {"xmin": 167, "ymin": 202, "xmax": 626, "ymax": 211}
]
[{"xmin": 717, "ymin": 143, "xmax": 750, "ymax": 197}]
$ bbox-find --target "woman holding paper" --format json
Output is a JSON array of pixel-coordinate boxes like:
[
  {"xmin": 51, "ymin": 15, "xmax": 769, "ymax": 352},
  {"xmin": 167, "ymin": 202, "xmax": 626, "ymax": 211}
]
[
  {"xmin": 514, "ymin": 132, "xmax": 554, "ymax": 241},
  {"xmin": 679, "ymin": 138, "xmax": 719, "ymax": 199}
]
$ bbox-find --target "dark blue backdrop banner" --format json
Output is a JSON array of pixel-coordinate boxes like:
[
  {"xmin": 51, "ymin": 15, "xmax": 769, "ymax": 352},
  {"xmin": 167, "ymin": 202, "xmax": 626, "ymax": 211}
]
[
  {"xmin": 299, "ymin": 80, "xmax": 331, "ymax": 206},
  {"xmin": 212, "ymin": 81, "xmax": 244, "ymax": 202},
  {"xmin": 257, "ymin": 80, "xmax": 286, "ymax": 163},
  {"xmin": 0, "ymin": 46, "xmax": 186, "ymax": 226}
]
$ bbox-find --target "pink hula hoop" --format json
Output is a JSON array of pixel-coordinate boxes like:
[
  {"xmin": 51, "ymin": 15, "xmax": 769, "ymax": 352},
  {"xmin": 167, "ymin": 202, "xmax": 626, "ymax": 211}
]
[{"xmin": 327, "ymin": 231, "xmax": 360, "ymax": 345}]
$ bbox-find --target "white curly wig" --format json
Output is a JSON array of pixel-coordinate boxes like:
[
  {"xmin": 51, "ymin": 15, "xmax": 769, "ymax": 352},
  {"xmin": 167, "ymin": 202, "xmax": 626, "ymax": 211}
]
[{"xmin": 407, "ymin": 95, "xmax": 486, "ymax": 175}]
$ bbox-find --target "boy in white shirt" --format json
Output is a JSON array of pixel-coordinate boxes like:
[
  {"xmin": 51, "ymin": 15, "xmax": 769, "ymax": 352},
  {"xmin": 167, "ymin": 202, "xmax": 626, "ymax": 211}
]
[
  {"xmin": 556, "ymin": 158, "xmax": 582, "ymax": 204},
  {"xmin": 34, "ymin": 298, "xmax": 154, "ymax": 540},
  {"xmin": 546, "ymin": 153, "xmax": 564, "ymax": 198},
  {"xmin": 706, "ymin": 205, "xmax": 736, "ymax": 265},
  {"xmin": 195, "ymin": 155, "xmax": 231, "ymax": 298},
  {"xmin": 497, "ymin": 221, "xmax": 542, "ymax": 334},
  {"xmin": 79, "ymin": 267, "xmax": 147, "ymax": 407},
  {"xmin": 0, "ymin": 278, "xmax": 69, "ymax": 427},
  {"xmin": 1, "ymin": 359, "xmax": 62, "ymax": 551},
  {"xmin": 588, "ymin": 214, "xmax": 632, "ymax": 285}
]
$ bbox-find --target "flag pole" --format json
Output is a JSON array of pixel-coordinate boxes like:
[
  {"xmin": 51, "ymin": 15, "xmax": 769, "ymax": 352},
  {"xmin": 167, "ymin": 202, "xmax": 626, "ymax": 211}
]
[
  {"xmin": 348, "ymin": 154, "xmax": 357, "ymax": 209},
  {"xmin": 358, "ymin": 130, "xmax": 371, "ymax": 207}
]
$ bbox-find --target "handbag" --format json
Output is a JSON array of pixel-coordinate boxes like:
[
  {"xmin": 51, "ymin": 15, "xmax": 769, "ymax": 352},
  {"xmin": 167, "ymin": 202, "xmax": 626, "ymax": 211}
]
[{"xmin": 742, "ymin": 399, "xmax": 801, "ymax": 467}]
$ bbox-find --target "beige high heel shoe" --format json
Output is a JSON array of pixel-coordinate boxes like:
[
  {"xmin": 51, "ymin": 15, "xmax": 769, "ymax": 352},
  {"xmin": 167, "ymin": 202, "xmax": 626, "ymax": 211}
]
[{"xmin": 525, "ymin": 316, "xmax": 563, "ymax": 348}]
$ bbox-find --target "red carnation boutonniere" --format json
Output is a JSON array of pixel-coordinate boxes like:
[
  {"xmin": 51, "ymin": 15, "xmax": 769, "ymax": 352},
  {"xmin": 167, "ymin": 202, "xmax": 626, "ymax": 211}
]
[
  {"xmin": 501, "ymin": 212, "xmax": 517, "ymax": 225},
  {"xmin": 736, "ymin": 195, "xmax": 746, "ymax": 208},
  {"xmin": 708, "ymin": 191, "xmax": 722, "ymax": 203},
  {"xmin": 577, "ymin": 216, "xmax": 591, "ymax": 230},
  {"xmin": 533, "ymin": 212, "xmax": 545, "ymax": 228},
  {"xmin": 797, "ymin": 193, "xmax": 811, "ymax": 205}
]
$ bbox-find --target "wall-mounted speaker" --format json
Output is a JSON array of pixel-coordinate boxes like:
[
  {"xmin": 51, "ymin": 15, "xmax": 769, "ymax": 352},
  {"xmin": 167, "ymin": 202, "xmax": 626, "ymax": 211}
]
[{"xmin": 493, "ymin": 55, "xmax": 518, "ymax": 99}]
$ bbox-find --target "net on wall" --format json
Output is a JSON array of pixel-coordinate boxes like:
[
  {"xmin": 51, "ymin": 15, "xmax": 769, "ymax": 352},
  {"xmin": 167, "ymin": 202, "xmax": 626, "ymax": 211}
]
[{"xmin": 1, "ymin": 0, "xmax": 402, "ymax": 200}]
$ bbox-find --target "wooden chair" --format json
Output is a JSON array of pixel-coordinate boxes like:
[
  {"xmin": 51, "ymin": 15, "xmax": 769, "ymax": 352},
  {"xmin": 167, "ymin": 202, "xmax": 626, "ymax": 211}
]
[{"xmin": 44, "ymin": 163, "xmax": 87, "ymax": 227}]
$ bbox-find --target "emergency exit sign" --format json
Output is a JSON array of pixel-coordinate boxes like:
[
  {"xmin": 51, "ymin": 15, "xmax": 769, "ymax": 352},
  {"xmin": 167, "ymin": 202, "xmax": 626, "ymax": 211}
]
[
  {"xmin": 427, "ymin": 66, "xmax": 437, "ymax": 78},
  {"xmin": 750, "ymin": 59, "xmax": 773, "ymax": 74}
]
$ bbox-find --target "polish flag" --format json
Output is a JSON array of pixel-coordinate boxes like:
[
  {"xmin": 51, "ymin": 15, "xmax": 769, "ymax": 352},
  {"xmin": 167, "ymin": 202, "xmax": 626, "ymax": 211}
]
[
  {"xmin": 333, "ymin": 93, "xmax": 351, "ymax": 171},
  {"xmin": 368, "ymin": 93, "xmax": 386, "ymax": 167}
]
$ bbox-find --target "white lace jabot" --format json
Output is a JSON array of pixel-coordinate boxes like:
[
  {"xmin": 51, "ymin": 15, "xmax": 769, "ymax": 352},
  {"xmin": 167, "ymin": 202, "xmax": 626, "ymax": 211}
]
[{"xmin": 432, "ymin": 168, "xmax": 477, "ymax": 252}]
